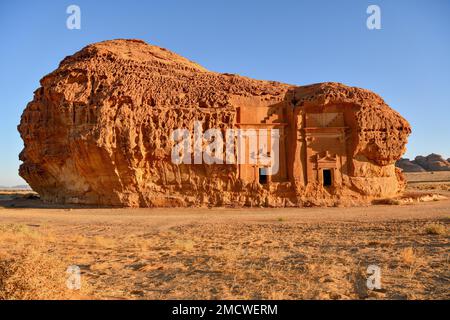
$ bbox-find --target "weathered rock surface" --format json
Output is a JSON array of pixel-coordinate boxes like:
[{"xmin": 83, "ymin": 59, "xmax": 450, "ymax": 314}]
[
  {"xmin": 396, "ymin": 154, "xmax": 450, "ymax": 172},
  {"xmin": 18, "ymin": 39, "xmax": 411, "ymax": 207},
  {"xmin": 416, "ymin": 154, "xmax": 450, "ymax": 171},
  {"xmin": 395, "ymin": 159, "xmax": 426, "ymax": 172}
]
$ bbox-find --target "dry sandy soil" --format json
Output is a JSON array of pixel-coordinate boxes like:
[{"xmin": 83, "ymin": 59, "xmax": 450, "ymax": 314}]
[
  {"xmin": 404, "ymin": 171, "xmax": 450, "ymax": 183},
  {"xmin": 0, "ymin": 175, "xmax": 449, "ymax": 300}
]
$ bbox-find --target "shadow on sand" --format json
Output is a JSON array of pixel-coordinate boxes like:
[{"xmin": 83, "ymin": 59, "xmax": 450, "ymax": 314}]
[{"xmin": 0, "ymin": 192, "xmax": 113, "ymax": 209}]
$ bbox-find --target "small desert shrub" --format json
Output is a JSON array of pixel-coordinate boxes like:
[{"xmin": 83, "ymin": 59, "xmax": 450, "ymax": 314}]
[
  {"xmin": 0, "ymin": 248, "xmax": 73, "ymax": 299},
  {"xmin": 424, "ymin": 223, "xmax": 447, "ymax": 235},
  {"xmin": 400, "ymin": 247, "xmax": 416, "ymax": 266}
]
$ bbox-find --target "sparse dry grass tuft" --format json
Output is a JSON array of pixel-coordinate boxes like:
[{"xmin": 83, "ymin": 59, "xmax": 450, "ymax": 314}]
[
  {"xmin": 0, "ymin": 206, "xmax": 448, "ymax": 300},
  {"xmin": 0, "ymin": 223, "xmax": 37, "ymax": 236},
  {"xmin": 0, "ymin": 247, "xmax": 89, "ymax": 300},
  {"xmin": 93, "ymin": 236, "xmax": 116, "ymax": 248},
  {"xmin": 174, "ymin": 239, "xmax": 195, "ymax": 251},
  {"xmin": 424, "ymin": 223, "xmax": 447, "ymax": 235},
  {"xmin": 400, "ymin": 247, "xmax": 416, "ymax": 266},
  {"xmin": 0, "ymin": 224, "xmax": 42, "ymax": 244},
  {"xmin": 0, "ymin": 223, "xmax": 92, "ymax": 300}
]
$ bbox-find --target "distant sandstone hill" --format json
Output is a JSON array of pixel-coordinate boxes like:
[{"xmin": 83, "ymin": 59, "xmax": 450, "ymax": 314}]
[
  {"xmin": 0, "ymin": 185, "xmax": 31, "ymax": 190},
  {"xmin": 396, "ymin": 154, "xmax": 450, "ymax": 172},
  {"xmin": 18, "ymin": 39, "xmax": 411, "ymax": 207},
  {"xmin": 395, "ymin": 159, "xmax": 426, "ymax": 172}
]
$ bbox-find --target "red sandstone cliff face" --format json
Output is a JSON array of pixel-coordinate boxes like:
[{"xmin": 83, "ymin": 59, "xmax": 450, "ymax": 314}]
[
  {"xmin": 290, "ymin": 83, "xmax": 410, "ymax": 166},
  {"xmin": 18, "ymin": 39, "xmax": 411, "ymax": 207}
]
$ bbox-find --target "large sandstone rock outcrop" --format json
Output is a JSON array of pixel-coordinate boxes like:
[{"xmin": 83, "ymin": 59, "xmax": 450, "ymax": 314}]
[
  {"xmin": 18, "ymin": 39, "xmax": 411, "ymax": 207},
  {"xmin": 396, "ymin": 154, "xmax": 450, "ymax": 172},
  {"xmin": 414, "ymin": 154, "xmax": 450, "ymax": 171},
  {"xmin": 395, "ymin": 158, "xmax": 426, "ymax": 172}
]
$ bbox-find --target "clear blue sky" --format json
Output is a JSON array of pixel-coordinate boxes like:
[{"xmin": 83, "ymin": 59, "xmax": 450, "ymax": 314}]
[{"xmin": 0, "ymin": 0, "xmax": 449, "ymax": 186}]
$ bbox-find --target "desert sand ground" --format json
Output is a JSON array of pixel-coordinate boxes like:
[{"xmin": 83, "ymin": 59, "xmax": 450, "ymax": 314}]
[{"xmin": 0, "ymin": 174, "xmax": 449, "ymax": 300}]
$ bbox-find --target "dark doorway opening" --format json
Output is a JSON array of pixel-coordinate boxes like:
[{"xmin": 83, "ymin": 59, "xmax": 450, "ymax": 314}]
[
  {"xmin": 259, "ymin": 168, "xmax": 267, "ymax": 184},
  {"xmin": 323, "ymin": 169, "xmax": 332, "ymax": 187}
]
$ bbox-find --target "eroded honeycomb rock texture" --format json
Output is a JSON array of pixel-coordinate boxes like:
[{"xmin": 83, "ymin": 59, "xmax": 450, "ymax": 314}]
[{"xmin": 18, "ymin": 39, "xmax": 411, "ymax": 207}]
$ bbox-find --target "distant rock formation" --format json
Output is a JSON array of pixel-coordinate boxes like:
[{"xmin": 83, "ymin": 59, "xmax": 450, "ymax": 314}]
[
  {"xmin": 18, "ymin": 39, "xmax": 411, "ymax": 207},
  {"xmin": 396, "ymin": 153, "xmax": 450, "ymax": 172},
  {"xmin": 395, "ymin": 159, "xmax": 426, "ymax": 172},
  {"xmin": 0, "ymin": 185, "xmax": 31, "ymax": 190}
]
